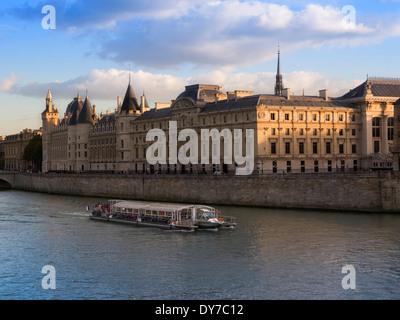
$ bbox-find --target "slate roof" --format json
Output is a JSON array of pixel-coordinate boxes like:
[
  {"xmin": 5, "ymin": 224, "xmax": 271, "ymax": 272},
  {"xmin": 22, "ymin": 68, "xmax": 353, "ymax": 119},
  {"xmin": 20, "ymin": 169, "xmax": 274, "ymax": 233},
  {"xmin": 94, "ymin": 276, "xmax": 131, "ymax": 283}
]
[
  {"xmin": 68, "ymin": 96, "xmax": 84, "ymax": 126},
  {"xmin": 177, "ymin": 84, "xmax": 223, "ymax": 103},
  {"xmin": 200, "ymin": 94, "xmax": 353, "ymax": 113},
  {"xmin": 98, "ymin": 114, "xmax": 116, "ymax": 123},
  {"xmin": 340, "ymin": 79, "xmax": 400, "ymax": 100},
  {"xmin": 260, "ymin": 95, "xmax": 353, "ymax": 108},
  {"xmin": 135, "ymin": 108, "xmax": 172, "ymax": 121},
  {"xmin": 120, "ymin": 83, "xmax": 140, "ymax": 113},
  {"xmin": 66, "ymin": 95, "xmax": 84, "ymax": 116},
  {"xmin": 200, "ymin": 95, "xmax": 259, "ymax": 113},
  {"xmin": 77, "ymin": 96, "xmax": 95, "ymax": 124}
]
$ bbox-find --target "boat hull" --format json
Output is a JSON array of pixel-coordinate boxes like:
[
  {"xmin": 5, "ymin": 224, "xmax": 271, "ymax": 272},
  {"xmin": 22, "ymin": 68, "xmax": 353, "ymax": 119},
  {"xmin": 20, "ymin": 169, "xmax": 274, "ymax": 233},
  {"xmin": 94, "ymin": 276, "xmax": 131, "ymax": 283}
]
[
  {"xmin": 89, "ymin": 216, "xmax": 197, "ymax": 231},
  {"xmin": 195, "ymin": 221, "xmax": 221, "ymax": 229}
]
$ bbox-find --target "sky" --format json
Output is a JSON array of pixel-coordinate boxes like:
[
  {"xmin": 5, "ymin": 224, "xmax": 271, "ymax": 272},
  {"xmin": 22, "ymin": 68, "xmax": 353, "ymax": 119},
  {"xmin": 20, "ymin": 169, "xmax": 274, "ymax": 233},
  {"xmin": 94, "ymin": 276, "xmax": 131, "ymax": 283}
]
[{"xmin": 1, "ymin": 0, "xmax": 400, "ymax": 135}]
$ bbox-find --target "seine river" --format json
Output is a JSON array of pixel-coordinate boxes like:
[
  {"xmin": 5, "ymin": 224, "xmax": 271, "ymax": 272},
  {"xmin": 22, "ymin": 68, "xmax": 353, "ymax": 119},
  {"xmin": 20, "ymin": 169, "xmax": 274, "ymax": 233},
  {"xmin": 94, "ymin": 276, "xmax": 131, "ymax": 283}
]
[{"xmin": 0, "ymin": 190, "xmax": 399, "ymax": 300}]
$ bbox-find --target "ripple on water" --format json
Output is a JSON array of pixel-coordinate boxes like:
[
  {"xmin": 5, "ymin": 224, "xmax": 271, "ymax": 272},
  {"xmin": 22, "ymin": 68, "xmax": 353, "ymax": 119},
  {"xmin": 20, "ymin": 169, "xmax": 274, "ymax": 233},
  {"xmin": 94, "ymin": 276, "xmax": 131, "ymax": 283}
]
[{"xmin": 1, "ymin": 190, "xmax": 400, "ymax": 299}]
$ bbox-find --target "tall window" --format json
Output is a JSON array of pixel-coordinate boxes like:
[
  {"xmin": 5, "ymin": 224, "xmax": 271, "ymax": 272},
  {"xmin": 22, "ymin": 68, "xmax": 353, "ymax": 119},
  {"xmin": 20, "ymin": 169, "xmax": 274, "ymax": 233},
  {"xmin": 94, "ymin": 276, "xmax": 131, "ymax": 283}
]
[
  {"xmin": 372, "ymin": 117, "xmax": 381, "ymax": 137},
  {"xmin": 271, "ymin": 142, "xmax": 276, "ymax": 155},
  {"xmin": 285, "ymin": 142, "xmax": 291, "ymax": 154},
  {"xmin": 313, "ymin": 142, "xmax": 318, "ymax": 154},
  {"xmin": 326, "ymin": 142, "xmax": 331, "ymax": 154},
  {"xmin": 299, "ymin": 142, "xmax": 304, "ymax": 154},
  {"xmin": 388, "ymin": 117, "xmax": 394, "ymax": 141},
  {"xmin": 339, "ymin": 143, "xmax": 344, "ymax": 154}
]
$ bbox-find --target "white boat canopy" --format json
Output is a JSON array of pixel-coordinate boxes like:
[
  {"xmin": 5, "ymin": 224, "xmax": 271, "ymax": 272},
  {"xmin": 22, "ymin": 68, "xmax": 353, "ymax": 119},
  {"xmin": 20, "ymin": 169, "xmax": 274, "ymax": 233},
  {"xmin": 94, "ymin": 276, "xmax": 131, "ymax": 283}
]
[{"xmin": 110, "ymin": 200, "xmax": 215, "ymax": 213}]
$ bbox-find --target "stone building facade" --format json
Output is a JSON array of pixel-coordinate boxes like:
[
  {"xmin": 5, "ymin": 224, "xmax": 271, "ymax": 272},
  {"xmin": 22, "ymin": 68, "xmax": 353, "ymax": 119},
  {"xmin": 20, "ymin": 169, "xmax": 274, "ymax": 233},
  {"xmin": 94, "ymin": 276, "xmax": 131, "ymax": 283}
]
[
  {"xmin": 2, "ymin": 128, "xmax": 42, "ymax": 171},
  {"xmin": 40, "ymin": 56, "xmax": 400, "ymax": 174},
  {"xmin": 41, "ymin": 79, "xmax": 399, "ymax": 175}
]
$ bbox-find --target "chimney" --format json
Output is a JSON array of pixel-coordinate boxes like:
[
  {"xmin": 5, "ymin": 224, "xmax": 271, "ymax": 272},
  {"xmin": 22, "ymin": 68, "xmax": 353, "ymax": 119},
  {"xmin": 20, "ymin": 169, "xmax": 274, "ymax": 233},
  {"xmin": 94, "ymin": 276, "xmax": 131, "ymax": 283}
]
[
  {"xmin": 282, "ymin": 88, "xmax": 290, "ymax": 100},
  {"xmin": 93, "ymin": 105, "xmax": 96, "ymax": 116},
  {"xmin": 226, "ymin": 92, "xmax": 235, "ymax": 102},
  {"xmin": 106, "ymin": 110, "xmax": 110, "ymax": 116},
  {"xmin": 319, "ymin": 89, "xmax": 328, "ymax": 101},
  {"xmin": 117, "ymin": 96, "xmax": 121, "ymax": 109}
]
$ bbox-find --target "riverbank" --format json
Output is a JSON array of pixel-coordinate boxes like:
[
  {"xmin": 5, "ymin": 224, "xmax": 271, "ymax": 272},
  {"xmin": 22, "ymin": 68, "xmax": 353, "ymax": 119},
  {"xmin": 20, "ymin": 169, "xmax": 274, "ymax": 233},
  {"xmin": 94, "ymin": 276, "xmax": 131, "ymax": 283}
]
[{"xmin": 1, "ymin": 171, "xmax": 399, "ymax": 213}]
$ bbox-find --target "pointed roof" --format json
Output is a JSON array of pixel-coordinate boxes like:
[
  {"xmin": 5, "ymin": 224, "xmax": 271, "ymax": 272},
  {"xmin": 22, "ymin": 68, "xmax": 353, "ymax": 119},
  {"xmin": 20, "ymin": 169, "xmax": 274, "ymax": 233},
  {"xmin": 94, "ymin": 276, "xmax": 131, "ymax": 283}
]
[
  {"xmin": 46, "ymin": 89, "xmax": 52, "ymax": 101},
  {"xmin": 77, "ymin": 93, "xmax": 95, "ymax": 124},
  {"xmin": 140, "ymin": 93, "xmax": 149, "ymax": 110},
  {"xmin": 68, "ymin": 93, "xmax": 84, "ymax": 126},
  {"xmin": 277, "ymin": 48, "xmax": 281, "ymax": 75},
  {"xmin": 275, "ymin": 47, "xmax": 283, "ymax": 96},
  {"xmin": 120, "ymin": 83, "xmax": 140, "ymax": 113}
]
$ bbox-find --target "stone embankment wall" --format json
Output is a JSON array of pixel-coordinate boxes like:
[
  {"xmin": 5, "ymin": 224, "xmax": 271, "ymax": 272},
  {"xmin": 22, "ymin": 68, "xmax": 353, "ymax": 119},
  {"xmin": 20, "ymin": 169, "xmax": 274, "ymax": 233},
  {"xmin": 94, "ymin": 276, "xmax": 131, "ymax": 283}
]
[{"xmin": 5, "ymin": 171, "xmax": 399, "ymax": 212}]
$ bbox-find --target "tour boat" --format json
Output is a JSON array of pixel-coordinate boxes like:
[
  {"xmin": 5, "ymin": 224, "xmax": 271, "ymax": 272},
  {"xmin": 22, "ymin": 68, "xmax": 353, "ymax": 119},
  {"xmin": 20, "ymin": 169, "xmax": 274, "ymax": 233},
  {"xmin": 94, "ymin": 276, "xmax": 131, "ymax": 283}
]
[
  {"xmin": 195, "ymin": 207, "xmax": 237, "ymax": 229},
  {"xmin": 88, "ymin": 200, "xmax": 236, "ymax": 231}
]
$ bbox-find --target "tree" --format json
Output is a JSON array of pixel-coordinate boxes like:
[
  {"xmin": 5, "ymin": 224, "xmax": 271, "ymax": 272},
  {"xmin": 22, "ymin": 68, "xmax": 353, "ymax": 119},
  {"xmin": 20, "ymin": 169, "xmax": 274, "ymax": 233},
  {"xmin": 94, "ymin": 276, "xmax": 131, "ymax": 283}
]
[{"xmin": 23, "ymin": 135, "xmax": 42, "ymax": 172}]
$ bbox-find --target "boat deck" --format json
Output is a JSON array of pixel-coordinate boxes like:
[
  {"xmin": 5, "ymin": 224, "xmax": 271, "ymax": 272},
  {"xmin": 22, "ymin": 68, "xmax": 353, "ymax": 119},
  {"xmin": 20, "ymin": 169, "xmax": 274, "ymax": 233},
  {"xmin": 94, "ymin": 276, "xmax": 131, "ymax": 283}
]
[{"xmin": 89, "ymin": 199, "xmax": 236, "ymax": 232}]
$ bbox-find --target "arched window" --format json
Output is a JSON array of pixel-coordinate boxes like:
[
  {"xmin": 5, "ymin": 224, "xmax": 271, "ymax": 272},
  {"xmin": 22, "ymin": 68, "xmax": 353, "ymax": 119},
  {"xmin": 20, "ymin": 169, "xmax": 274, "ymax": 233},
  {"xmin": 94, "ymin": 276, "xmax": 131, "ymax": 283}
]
[{"xmin": 372, "ymin": 117, "xmax": 381, "ymax": 138}]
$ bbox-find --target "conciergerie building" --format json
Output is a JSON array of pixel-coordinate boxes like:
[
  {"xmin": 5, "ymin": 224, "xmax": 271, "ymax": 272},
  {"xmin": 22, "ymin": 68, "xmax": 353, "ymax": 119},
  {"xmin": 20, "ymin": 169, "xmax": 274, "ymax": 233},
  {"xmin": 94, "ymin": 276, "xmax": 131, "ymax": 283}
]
[{"xmin": 41, "ymin": 52, "xmax": 400, "ymax": 175}]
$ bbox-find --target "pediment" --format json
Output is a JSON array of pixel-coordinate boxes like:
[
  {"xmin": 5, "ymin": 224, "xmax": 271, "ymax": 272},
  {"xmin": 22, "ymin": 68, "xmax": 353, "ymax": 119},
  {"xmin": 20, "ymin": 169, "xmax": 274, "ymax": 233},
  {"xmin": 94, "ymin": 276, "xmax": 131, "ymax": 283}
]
[{"xmin": 170, "ymin": 97, "xmax": 197, "ymax": 110}]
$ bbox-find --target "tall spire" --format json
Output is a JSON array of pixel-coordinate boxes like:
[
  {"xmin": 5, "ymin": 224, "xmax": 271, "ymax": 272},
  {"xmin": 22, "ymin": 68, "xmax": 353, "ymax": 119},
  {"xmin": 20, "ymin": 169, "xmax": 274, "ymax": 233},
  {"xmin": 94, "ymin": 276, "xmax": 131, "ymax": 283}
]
[
  {"xmin": 275, "ymin": 45, "xmax": 283, "ymax": 96},
  {"xmin": 46, "ymin": 88, "xmax": 54, "ymax": 112},
  {"xmin": 46, "ymin": 88, "xmax": 52, "ymax": 101}
]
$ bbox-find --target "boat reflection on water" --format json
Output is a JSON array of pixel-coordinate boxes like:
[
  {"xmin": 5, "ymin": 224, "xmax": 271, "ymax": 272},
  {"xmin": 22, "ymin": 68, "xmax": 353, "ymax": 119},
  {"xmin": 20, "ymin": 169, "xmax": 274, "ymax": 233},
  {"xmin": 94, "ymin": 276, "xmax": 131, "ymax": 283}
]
[{"xmin": 89, "ymin": 200, "xmax": 237, "ymax": 232}]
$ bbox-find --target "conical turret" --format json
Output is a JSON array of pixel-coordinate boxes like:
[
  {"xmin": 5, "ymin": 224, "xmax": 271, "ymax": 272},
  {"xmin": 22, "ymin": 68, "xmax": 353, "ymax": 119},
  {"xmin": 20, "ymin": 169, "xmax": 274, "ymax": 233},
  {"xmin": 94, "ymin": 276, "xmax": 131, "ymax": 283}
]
[
  {"xmin": 77, "ymin": 92, "xmax": 95, "ymax": 124},
  {"xmin": 120, "ymin": 81, "xmax": 140, "ymax": 113}
]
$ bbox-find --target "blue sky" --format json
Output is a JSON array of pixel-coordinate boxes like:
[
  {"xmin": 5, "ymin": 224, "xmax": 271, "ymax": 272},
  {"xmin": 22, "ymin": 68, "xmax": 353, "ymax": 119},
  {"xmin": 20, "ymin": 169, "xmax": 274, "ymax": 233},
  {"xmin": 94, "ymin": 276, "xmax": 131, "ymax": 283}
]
[{"xmin": 1, "ymin": 0, "xmax": 400, "ymax": 135}]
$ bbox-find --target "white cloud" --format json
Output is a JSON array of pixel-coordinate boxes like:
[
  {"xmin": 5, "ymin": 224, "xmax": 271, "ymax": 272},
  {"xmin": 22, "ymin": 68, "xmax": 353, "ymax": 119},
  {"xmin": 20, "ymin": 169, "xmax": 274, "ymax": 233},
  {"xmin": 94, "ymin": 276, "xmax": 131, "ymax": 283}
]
[
  {"xmin": 0, "ymin": 68, "xmax": 360, "ymax": 113},
  {"xmin": 0, "ymin": 73, "xmax": 23, "ymax": 92},
  {"xmin": 9, "ymin": 1, "xmax": 392, "ymax": 70},
  {"xmin": 95, "ymin": 1, "xmax": 378, "ymax": 69}
]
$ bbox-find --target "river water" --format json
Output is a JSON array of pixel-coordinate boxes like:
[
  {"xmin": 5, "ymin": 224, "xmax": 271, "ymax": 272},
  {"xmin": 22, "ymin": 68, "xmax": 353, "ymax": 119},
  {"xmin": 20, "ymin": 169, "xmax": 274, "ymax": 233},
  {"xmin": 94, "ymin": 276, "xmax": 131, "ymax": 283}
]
[{"xmin": 0, "ymin": 190, "xmax": 399, "ymax": 300}]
